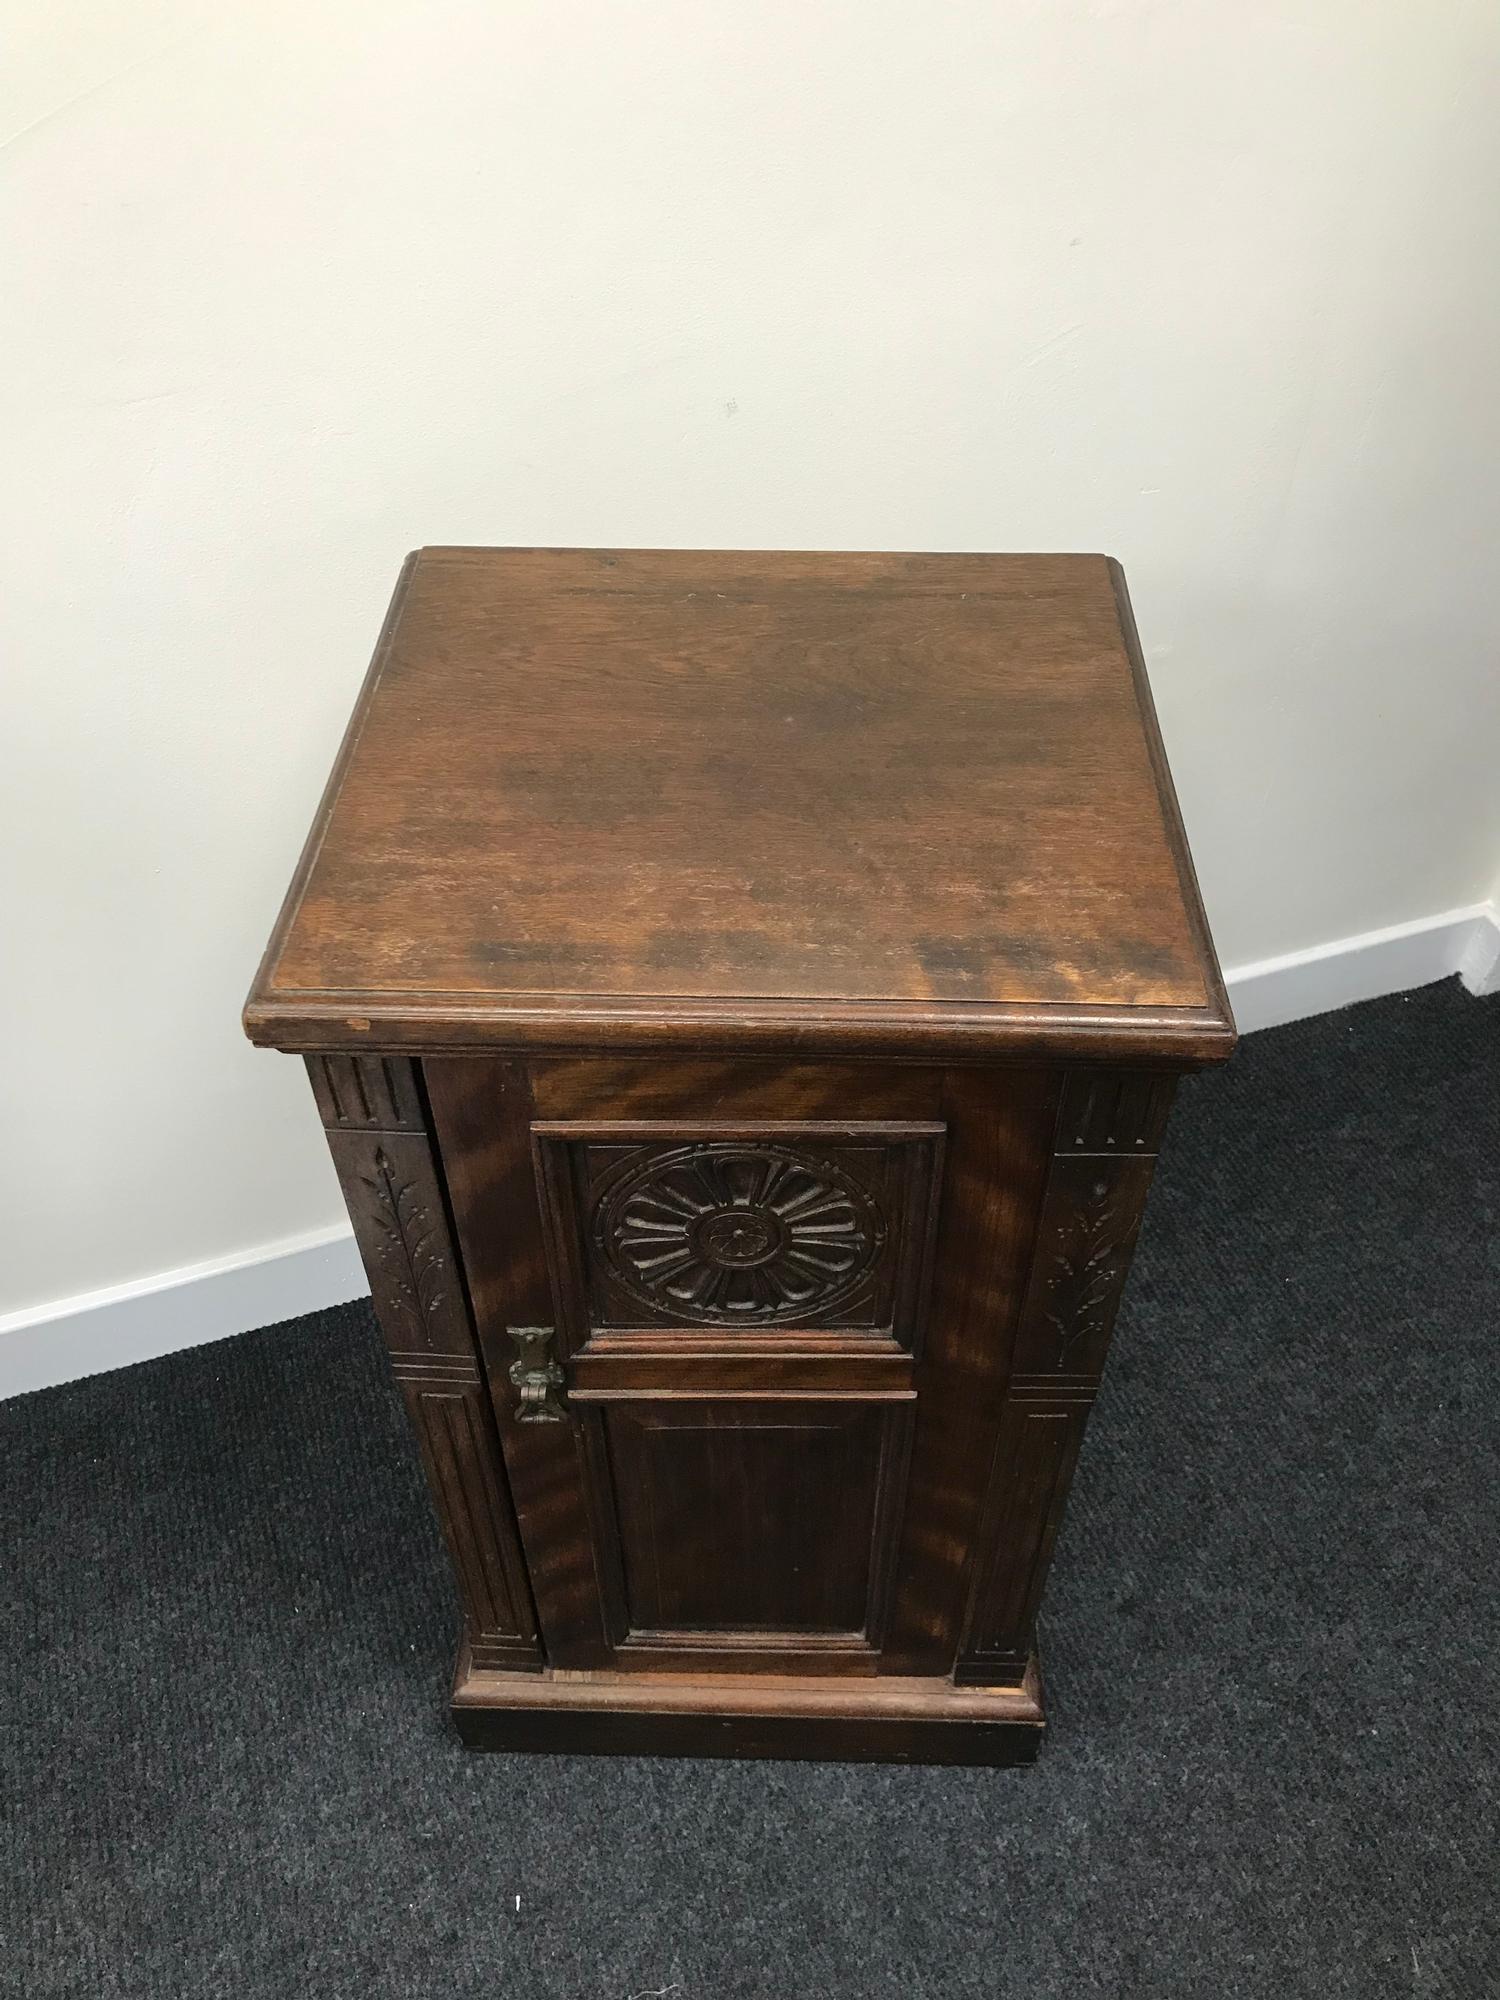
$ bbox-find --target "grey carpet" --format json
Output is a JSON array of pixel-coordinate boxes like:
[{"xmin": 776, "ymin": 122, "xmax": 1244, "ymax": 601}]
[{"xmin": 3, "ymin": 979, "xmax": 1497, "ymax": 1998}]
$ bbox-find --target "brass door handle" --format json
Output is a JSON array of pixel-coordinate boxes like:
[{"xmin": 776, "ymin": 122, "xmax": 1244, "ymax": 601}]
[{"xmin": 507, "ymin": 1326, "xmax": 567, "ymax": 1422}]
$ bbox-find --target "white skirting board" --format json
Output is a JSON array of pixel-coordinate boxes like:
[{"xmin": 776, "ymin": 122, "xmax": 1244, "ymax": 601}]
[
  {"xmin": 3, "ymin": 900, "xmax": 1497, "ymax": 1402},
  {"xmin": 1225, "ymin": 898, "xmax": 1499, "ymax": 1031},
  {"xmin": 0, "ymin": 1227, "xmax": 369, "ymax": 1403}
]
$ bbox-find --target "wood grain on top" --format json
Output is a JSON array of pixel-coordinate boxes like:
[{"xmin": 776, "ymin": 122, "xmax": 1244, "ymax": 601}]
[{"xmin": 246, "ymin": 548, "xmax": 1232, "ymax": 1059}]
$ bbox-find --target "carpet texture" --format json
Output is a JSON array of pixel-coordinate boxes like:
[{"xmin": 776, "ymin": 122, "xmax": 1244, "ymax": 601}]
[{"xmin": 4, "ymin": 980, "xmax": 1497, "ymax": 1998}]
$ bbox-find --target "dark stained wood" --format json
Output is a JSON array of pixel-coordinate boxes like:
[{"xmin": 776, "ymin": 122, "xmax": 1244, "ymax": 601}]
[
  {"xmin": 245, "ymin": 549, "xmax": 1234, "ymax": 1064},
  {"xmin": 451, "ymin": 1644, "xmax": 1045, "ymax": 1766},
  {"xmin": 1006, "ymin": 1153, "xmax": 1158, "ymax": 1381},
  {"xmin": 880, "ymin": 1065, "xmax": 1059, "ymax": 1674},
  {"xmin": 954, "ymin": 1391, "xmax": 1093, "ymax": 1685},
  {"xmin": 566, "ymin": 1345, "xmax": 916, "ymax": 1399},
  {"xmin": 603, "ymin": 1399, "xmax": 911, "ymax": 1671},
  {"xmin": 425, "ymin": 1056, "xmax": 1040, "ymax": 1682},
  {"xmin": 531, "ymin": 1119, "xmax": 944, "ymax": 1346},
  {"xmin": 314, "ymin": 1058, "xmax": 540, "ymax": 1672},
  {"xmin": 420, "ymin": 1056, "xmax": 619, "ymax": 1668},
  {"xmin": 1108, "ymin": 559, "xmax": 1232, "ymax": 1049},
  {"xmin": 305, "ymin": 1052, "xmax": 427, "ymax": 1132},
  {"xmin": 249, "ymin": 551, "xmax": 1235, "ymax": 1762},
  {"xmin": 956, "ymin": 1066, "xmax": 1173, "ymax": 1682},
  {"xmin": 528, "ymin": 1056, "xmax": 968, "ymax": 1120}
]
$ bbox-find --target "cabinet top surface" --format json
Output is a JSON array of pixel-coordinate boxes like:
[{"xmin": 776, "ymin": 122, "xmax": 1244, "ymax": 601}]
[{"xmin": 246, "ymin": 548, "xmax": 1232, "ymax": 1061}]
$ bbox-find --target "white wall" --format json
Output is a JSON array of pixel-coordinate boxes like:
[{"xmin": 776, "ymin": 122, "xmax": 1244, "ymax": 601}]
[{"xmin": 4, "ymin": 1, "xmax": 1499, "ymax": 1333}]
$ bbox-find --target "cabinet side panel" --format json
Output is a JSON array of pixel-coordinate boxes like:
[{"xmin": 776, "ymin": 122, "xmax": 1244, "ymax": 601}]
[
  {"xmin": 955, "ymin": 1394, "xmax": 1091, "ymax": 1682},
  {"xmin": 311, "ymin": 1056, "xmax": 541, "ymax": 1670},
  {"xmin": 956, "ymin": 1068, "xmax": 1175, "ymax": 1684}
]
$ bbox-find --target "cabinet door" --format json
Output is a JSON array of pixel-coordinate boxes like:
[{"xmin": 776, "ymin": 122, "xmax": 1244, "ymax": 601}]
[{"xmin": 426, "ymin": 1058, "xmax": 1056, "ymax": 1677}]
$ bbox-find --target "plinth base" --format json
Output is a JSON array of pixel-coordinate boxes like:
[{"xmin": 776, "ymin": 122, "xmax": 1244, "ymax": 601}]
[{"xmin": 451, "ymin": 1645, "xmax": 1045, "ymax": 1767}]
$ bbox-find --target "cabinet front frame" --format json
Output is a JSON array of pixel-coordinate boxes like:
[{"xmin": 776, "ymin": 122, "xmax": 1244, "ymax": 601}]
[{"xmin": 424, "ymin": 1054, "xmax": 1061, "ymax": 1679}]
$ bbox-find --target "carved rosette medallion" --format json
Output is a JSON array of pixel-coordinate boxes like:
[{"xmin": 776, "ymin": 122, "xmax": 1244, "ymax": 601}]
[{"xmin": 594, "ymin": 1143, "xmax": 885, "ymax": 1324}]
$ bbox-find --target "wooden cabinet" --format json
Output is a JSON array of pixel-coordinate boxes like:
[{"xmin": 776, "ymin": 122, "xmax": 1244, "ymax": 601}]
[{"xmin": 246, "ymin": 548, "xmax": 1233, "ymax": 1764}]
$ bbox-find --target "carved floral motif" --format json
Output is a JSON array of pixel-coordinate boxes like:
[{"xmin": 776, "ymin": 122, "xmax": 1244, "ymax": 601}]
[
  {"xmin": 359, "ymin": 1147, "xmax": 448, "ymax": 1343},
  {"xmin": 595, "ymin": 1143, "xmax": 884, "ymax": 1324},
  {"xmin": 1040, "ymin": 1174, "xmax": 1133, "ymax": 1367}
]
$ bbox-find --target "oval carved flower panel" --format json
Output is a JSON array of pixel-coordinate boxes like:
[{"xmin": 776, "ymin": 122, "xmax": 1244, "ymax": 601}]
[{"xmin": 593, "ymin": 1143, "xmax": 886, "ymax": 1324}]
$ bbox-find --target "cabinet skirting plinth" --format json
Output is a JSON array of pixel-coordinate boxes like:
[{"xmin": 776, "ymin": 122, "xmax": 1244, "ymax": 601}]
[{"xmin": 450, "ymin": 1645, "xmax": 1045, "ymax": 1766}]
